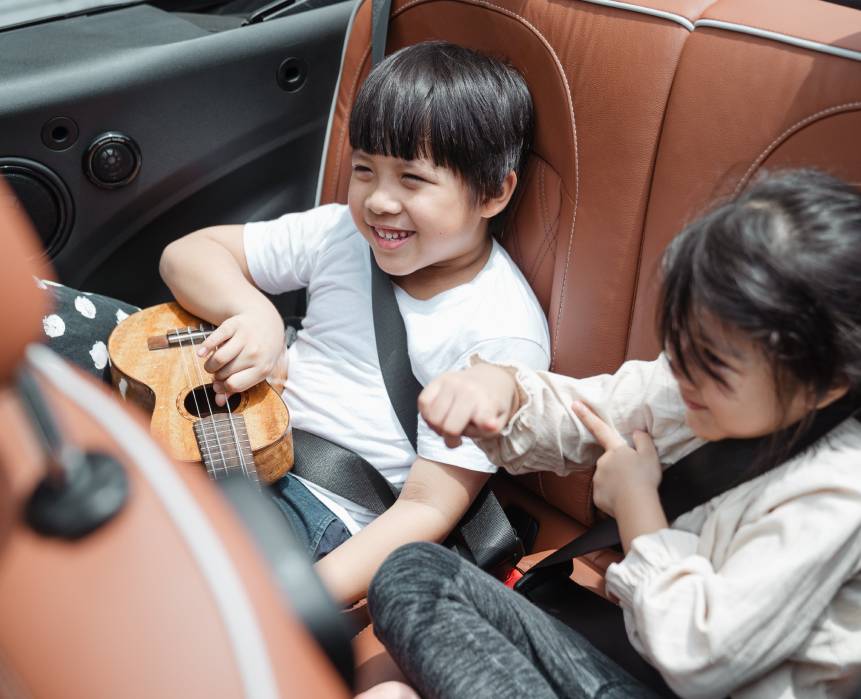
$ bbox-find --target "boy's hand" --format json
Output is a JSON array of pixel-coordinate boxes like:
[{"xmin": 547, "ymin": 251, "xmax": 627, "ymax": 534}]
[
  {"xmin": 195, "ymin": 309, "xmax": 285, "ymax": 406},
  {"xmin": 571, "ymin": 400, "xmax": 662, "ymax": 518},
  {"xmin": 419, "ymin": 363, "xmax": 520, "ymax": 448}
]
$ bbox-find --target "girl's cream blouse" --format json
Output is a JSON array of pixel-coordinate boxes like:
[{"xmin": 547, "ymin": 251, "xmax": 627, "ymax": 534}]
[{"xmin": 474, "ymin": 355, "xmax": 861, "ymax": 699}]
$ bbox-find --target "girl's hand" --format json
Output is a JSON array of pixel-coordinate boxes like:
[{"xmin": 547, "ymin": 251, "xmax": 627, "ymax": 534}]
[
  {"xmin": 195, "ymin": 309, "xmax": 285, "ymax": 406},
  {"xmin": 571, "ymin": 401, "xmax": 662, "ymax": 518},
  {"xmin": 419, "ymin": 363, "xmax": 520, "ymax": 448}
]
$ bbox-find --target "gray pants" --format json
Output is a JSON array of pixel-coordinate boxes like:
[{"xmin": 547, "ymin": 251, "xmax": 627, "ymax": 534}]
[{"xmin": 368, "ymin": 542, "xmax": 663, "ymax": 699}]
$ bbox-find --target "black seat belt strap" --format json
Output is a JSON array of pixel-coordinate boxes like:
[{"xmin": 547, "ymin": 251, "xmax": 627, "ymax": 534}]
[
  {"xmin": 290, "ymin": 428, "xmax": 397, "ymax": 515},
  {"xmin": 515, "ymin": 393, "xmax": 860, "ymax": 596}
]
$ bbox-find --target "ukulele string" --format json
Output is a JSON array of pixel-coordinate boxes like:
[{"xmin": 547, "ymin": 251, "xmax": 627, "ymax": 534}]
[
  {"xmin": 188, "ymin": 325, "xmax": 252, "ymax": 481},
  {"xmin": 176, "ymin": 328, "xmax": 228, "ymax": 478}
]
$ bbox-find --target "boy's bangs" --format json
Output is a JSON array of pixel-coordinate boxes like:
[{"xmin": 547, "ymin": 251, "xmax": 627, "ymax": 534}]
[{"xmin": 350, "ymin": 83, "xmax": 436, "ymax": 166}]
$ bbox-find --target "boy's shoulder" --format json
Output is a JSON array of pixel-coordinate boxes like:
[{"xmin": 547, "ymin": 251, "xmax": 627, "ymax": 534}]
[{"xmin": 404, "ymin": 241, "xmax": 551, "ymax": 374}]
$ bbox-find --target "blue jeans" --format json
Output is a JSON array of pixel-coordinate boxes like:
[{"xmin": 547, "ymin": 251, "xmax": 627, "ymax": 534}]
[{"xmin": 269, "ymin": 473, "xmax": 352, "ymax": 560}]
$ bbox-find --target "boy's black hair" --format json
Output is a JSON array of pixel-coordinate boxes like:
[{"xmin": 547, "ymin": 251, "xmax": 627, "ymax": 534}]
[
  {"xmin": 660, "ymin": 169, "xmax": 861, "ymax": 459},
  {"xmin": 349, "ymin": 41, "xmax": 533, "ymax": 235}
]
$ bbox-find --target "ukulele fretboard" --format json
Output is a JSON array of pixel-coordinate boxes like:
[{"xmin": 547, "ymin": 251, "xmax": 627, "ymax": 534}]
[{"xmin": 193, "ymin": 413, "xmax": 260, "ymax": 487}]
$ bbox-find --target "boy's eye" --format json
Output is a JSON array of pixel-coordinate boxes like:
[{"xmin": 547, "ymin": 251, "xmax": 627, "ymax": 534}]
[
  {"xmin": 352, "ymin": 164, "xmax": 372, "ymax": 174},
  {"xmin": 402, "ymin": 173, "xmax": 427, "ymax": 183}
]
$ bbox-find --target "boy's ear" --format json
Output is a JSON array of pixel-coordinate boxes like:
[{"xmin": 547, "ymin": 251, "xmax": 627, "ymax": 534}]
[{"xmin": 479, "ymin": 171, "xmax": 518, "ymax": 219}]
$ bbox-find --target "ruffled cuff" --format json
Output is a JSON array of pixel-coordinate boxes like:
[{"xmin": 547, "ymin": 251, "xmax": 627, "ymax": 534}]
[
  {"xmin": 605, "ymin": 528, "xmax": 700, "ymax": 607},
  {"xmin": 468, "ymin": 355, "xmax": 545, "ymax": 474}
]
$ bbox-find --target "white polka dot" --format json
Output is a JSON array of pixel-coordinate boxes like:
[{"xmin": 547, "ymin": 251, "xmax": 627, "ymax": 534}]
[
  {"xmin": 118, "ymin": 377, "xmax": 129, "ymax": 400},
  {"xmin": 115, "ymin": 308, "xmax": 129, "ymax": 324},
  {"xmin": 41, "ymin": 279, "xmax": 61, "ymax": 288},
  {"xmin": 42, "ymin": 314, "xmax": 65, "ymax": 338},
  {"xmin": 89, "ymin": 341, "xmax": 108, "ymax": 370},
  {"xmin": 75, "ymin": 295, "xmax": 97, "ymax": 319}
]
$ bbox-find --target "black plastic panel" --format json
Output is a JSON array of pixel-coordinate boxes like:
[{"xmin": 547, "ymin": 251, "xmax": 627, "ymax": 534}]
[{"xmin": 0, "ymin": 1, "xmax": 353, "ymax": 306}]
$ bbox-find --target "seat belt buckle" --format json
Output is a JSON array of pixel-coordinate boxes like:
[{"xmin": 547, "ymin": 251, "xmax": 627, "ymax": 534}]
[{"xmin": 513, "ymin": 559, "xmax": 574, "ymax": 599}]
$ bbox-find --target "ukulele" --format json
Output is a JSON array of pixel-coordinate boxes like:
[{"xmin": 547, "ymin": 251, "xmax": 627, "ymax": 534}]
[{"xmin": 108, "ymin": 302, "xmax": 292, "ymax": 486}]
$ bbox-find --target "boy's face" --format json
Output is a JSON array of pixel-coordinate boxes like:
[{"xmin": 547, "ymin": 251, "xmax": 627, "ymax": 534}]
[{"xmin": 348, "ymin": 150, "xmax": 495, "ymax": 289}]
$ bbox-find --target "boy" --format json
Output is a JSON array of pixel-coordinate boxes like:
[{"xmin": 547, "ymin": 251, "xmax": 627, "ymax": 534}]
[{"xmin": 156, "ymin": 41, "xmax": 551, "ymax": 605}]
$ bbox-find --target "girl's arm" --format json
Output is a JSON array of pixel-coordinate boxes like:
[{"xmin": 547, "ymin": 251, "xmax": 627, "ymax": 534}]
[
  {"xmin": 421, "ymin": 355, "xmax": 701, "ymax": 476},
  {"xmin": 314, "ymin": 458, "xmax": 489, "ymax": 606},
  {"xmin": 605, "ymin": 471, "xmax": 861, "ymax": 698}
]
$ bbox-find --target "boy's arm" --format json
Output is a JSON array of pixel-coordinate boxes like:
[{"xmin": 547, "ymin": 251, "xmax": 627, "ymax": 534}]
[
  {"xmin": 159, "ymin": 225, "xmax": 285, "ymax": 399},
  {"xmin": 314, "ymin": 457, "xmax": 489, "ymax": 606},
  {"xmin": 160, "ymin": 225, "xmax": 268, "ymax": 323}
]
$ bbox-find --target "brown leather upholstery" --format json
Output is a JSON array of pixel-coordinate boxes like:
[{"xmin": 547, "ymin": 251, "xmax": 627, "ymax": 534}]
[
  {"xmin": 0, "ymin": 181, "xmax": 51, "ymax": 384},
  {"xmin": 628, "ymin": 0, "xmax": 861, "ymax": 360},
  {"xmin": 0, "ymin": 192, "xmax": 349, "ymax": 698}
]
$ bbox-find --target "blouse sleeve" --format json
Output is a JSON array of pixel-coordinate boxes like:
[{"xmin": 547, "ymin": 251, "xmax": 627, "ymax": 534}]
[
  {"xmin": 473, "ymin": 354, "xmax": 701, "ymax": 476},
  {"xmin": 604, "ymin": 475, "xmax": 861, "ymax": 698}
]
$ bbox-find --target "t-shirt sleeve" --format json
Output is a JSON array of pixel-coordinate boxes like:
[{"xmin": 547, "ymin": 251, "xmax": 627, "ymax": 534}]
[
  {"xmin": 243, "ymin": 203, "xmax": 350, "ymax": 295},
  {"xmin": 415, "ymin": 336, "xmax": 551, "ymax": 473}
]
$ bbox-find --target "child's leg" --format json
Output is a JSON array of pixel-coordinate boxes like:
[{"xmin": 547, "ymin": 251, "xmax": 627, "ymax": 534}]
[
  {"xmin": 269, "ymin": 473, "xmax": 351, "ymax": 561},
  {"xmin": 369, "ymin": 542, "xmax": 661, "ymax": 699},
  {"xmin": 35, "ymin": 279, "xmax": 140, "ymax": 383}
]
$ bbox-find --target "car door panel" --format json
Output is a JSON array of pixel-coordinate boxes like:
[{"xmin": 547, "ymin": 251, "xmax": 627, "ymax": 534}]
[{"xmin": 0, "ymin": 1, "xmax": 354, "ymax": 307}]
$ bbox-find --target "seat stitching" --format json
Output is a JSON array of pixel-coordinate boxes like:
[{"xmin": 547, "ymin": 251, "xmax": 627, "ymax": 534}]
[
  {"xmin": 734, "ymin": 102, "xmax": 861, "ymax": 196},
  {"xmin": 392, "ymin": 0, "xmax": 580, "ymax": 370},
  {"xmin": 529, "ymin": 164, "xmax": 562, "ymax": 286}
]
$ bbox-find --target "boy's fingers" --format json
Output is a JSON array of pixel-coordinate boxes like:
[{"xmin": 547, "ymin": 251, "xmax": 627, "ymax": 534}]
[
  {"xmin": 197, "ymin": 323, "xmax": 230, "ymax": 357},
  {"xmin": 632, "ymin": 430, "xmax": 657, "ymax": 458},
  {"xmin": 571, "ymin": 400, "xmax": 626, "ymax": 451},
  {"xmin": 221, "ymin": 367, "xmax": 263, "ymax": 395}
]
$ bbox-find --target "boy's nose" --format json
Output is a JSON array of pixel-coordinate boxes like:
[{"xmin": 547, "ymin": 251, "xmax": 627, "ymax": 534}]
[{"xmin": 366, "ymin": 187, "xmax": 401, "ymax": 215}]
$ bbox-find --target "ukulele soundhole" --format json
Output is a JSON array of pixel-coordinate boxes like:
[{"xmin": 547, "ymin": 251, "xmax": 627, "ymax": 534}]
[{"xmin": 183, "ymin": 384, "xmax": 241, "ymax": 418}]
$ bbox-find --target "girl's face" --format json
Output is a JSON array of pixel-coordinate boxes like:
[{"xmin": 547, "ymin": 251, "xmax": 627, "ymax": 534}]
[
  {"xmin": 668, "ymin": 322, "xmax": 836, "ymax": 441},
  {"xmin": 347, "ymin": 150, "xmax": 513, "ymax": 296}
]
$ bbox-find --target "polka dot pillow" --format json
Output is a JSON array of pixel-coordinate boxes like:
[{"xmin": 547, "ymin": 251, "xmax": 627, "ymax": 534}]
[{"xmin": 35, "ymin": 278, "xmax": 140, "ymax": 383}]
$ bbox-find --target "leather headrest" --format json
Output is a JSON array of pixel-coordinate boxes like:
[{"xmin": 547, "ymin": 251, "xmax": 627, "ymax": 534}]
[{"xmin": 0, "ymin": 178, "xmax": 52, "ymax": 384}]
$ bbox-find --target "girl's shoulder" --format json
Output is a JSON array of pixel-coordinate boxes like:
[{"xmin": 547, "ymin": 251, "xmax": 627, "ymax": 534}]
[{"xmin": 749, "ymin": 416, "xmax": 861, "ymax": 510}]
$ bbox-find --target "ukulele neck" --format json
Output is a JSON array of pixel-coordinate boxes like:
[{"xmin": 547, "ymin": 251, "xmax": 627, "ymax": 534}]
[{"xmin": 193, "ymin": 414, "xmax": 260, "ymax": 486}]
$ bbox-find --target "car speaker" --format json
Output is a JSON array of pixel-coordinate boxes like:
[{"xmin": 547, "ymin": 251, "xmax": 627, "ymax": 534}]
[{"xmin": 0, "ymin": 158, "xmax": 73, "ymax": 258}]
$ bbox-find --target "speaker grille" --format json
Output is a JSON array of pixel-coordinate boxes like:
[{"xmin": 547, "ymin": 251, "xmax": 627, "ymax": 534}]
[{"xmin": 0, "ymin": 158, "xmax": 73, "ymax": 258}]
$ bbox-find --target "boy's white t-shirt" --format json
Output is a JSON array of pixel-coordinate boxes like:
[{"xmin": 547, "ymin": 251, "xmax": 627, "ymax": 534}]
[{"xmin": 244, "ymin": 203, "xmax": 550, "ymax": 534}]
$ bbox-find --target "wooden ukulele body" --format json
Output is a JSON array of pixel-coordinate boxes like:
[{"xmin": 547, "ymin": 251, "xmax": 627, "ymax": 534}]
[{"xmin": 108, "ymin": 302, "xmax": 292, "ymax": 484}]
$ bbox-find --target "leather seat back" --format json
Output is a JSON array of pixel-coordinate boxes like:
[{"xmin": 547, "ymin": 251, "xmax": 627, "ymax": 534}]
[
  {"xmin": 319, "ymin": 0, "xmax": 861, "ymax": 528},
  {"xmin": 0, "ymin": 181, "xmax": 350, "ymax": 699}
]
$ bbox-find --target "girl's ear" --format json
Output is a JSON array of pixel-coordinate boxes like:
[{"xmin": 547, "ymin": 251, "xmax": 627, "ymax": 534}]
[
  {"xmin": 814, "ymin": 383, "xmax": 850, "ymax": 410},
  {"xmin": 479, "ymin": 171, "xmax": 518, "ymax": 219}
]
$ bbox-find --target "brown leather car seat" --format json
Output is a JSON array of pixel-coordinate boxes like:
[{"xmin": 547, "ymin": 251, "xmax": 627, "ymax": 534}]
[
  {"xmin": 0, "ymin": 183, "xmax": 350, "ymax": 699},
  {"xmin": 319, "ymin": 0, "xmax": 861, "ymax": 688}
]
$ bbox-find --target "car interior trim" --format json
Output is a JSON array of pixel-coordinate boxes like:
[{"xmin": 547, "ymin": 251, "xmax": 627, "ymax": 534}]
[
  {"xmin": 694, "ymin": 18, "xmax": 861, "ymax": 63},
  {"xmin": 576, "ymin": 0, "xmax": 694, "ymax": 31},
  {"xmin": 25, "ymin": 344, "xmax": 281, "ymax": 699},
  {"xmin": 316, "ymin": 0, "xmax": 363, "ymax": 206}
]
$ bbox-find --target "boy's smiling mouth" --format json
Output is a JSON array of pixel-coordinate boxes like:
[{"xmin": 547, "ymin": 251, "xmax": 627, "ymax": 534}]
[{"xmin": 370, "ymin": 225, "xmax": 415, "ymax": 250}]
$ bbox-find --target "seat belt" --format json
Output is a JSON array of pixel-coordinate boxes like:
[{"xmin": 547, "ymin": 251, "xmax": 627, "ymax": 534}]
[{"xmin": 515, "ymin": 391, "xmax": 861, "ymax": 596}]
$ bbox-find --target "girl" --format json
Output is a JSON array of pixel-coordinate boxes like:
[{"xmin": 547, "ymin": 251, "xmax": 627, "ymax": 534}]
[{"xmin": 361, "ymin": 169, "xmax": 861, "ymax": 698}]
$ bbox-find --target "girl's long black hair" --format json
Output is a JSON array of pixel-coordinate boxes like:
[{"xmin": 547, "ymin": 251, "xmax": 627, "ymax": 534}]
[{"xmin": 660, "ymin": 169, "xmax": 861, "ymax": 460}]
